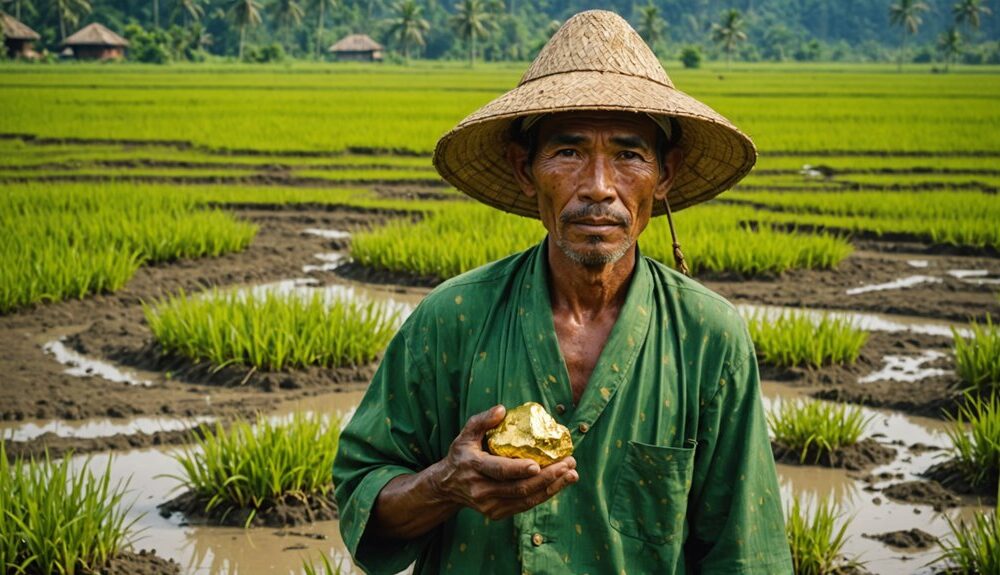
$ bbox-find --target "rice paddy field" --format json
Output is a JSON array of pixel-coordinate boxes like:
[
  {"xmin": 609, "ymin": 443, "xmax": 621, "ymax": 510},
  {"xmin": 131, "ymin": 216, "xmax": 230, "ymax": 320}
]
[{"xmin": 1, "ymin": 61, "xmax": 999, "ymax": 574}]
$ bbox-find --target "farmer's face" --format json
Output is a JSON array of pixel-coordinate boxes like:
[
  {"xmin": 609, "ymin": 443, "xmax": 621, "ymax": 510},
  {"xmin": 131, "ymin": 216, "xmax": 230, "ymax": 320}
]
[{"xmin": 509, "ymin": 111, "xmax": 681, "ymax": 267}]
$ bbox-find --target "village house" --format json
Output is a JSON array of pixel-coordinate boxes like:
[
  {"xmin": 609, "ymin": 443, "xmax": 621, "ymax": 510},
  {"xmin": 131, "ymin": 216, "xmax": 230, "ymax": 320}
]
[
  {"xmin": 328, "ymin": 34, "xmax": 383, "ymax": 62},
  {"xmin": 62, "ymin": 22, "xmax": 128, "ymax": 60},
  {"xmin": 1, "ymin": 13, "xmax": 41, "ymax": 59}
]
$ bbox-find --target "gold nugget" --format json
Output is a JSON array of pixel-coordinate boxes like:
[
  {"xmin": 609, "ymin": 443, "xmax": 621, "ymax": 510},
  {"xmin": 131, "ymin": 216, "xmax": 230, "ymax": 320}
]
[{"xmin": 486, "ymin": 402, "xmax": 573, "ymax": 467}]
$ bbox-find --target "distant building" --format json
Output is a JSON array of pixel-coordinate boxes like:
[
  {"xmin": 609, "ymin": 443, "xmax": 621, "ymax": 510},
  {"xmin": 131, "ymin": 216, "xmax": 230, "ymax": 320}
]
[
  {"xmin": 328, "ymin": 34, "xmax": 384, "ymax": 62},
  {"xmin": 1, "ymin": 13, "xmax": 41, "ymax": 59},
  {"xmin": 61, "ymin": 23, "xmax": 128, "ymax": 60}
]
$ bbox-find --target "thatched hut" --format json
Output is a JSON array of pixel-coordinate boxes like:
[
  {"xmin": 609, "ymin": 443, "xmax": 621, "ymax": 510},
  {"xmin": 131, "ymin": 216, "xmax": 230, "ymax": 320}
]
[
  {"xmin": 1, "ymin": 13, "xmax": 41, "ymax": 59},
  {"xmin": 329, "ymin": 34, "xmax": 383, "ymax": 62},
  {"xmin": 62, "ymin": 22, "xmax": 128, "ymax": 60}
]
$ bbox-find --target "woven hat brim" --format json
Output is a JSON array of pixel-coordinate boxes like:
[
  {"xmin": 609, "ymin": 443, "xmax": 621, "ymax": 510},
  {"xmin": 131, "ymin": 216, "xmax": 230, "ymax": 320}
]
[{"xmin": 433, "ymin": 71, "xmax": 757, "ymax": 219}]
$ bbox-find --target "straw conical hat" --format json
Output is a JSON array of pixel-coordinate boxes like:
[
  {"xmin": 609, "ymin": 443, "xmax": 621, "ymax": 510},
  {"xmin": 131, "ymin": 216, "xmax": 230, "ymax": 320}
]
[{"xmin": 433, "ymin": 9, "xmax": 756, "ymax": 218}]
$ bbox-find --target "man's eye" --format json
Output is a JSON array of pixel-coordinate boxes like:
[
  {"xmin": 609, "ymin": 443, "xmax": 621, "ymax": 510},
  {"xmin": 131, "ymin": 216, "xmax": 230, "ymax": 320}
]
[
  {"xmin": 556, "ymin": 149, "xmax": 577, "ymax": 157},
  {"xmin": 620, "ymin": 150, "xmax": 642, "ymax": 160}
]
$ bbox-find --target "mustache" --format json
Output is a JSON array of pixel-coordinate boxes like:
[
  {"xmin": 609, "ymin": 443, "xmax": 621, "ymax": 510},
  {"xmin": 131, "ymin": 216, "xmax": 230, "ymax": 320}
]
[{"xmin": 559, "ymin": 204, "xmax": 632, "ymax": 227}]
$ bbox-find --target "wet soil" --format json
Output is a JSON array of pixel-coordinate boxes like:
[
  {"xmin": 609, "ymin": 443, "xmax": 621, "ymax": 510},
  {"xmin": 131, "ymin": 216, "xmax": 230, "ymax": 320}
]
[
  {"xmin": 159, "ymin": 490, "xmax": 338, "ymax": 528},
  {"xmin": 881, "ymin": 480, "xmax": 961, "ymax": 511},
  {"xmin": 0, "ymin": 207, "xmax": 388, "ymax": 457},
  {"xmin": 104, "ymin": 549, "xmax": 180, "ymax": 575},
  {"xmin": 862, "ymin": 529, "xmax": 939, "ymax": 550},
  {"xmin": 772, "ymin": 438, "xmax": 896, "ymax": 471},
  {"xmin": 923, "ymin": 459, "xmax": 999, "ymax": 501}
]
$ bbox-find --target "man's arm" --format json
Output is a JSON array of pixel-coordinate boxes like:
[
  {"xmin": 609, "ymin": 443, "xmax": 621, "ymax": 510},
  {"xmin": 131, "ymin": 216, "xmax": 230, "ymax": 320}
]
[
  {"xmin": 369, "ymin": 405, "xmax": 578, "ymax": 540},
  {"xmin": 684, "ymin": 350, "xmax": 793, "ymax": 573}
]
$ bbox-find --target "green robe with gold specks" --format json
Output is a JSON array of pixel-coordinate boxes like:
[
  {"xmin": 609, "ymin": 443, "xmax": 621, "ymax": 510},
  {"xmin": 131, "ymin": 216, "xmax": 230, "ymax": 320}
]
[{"xmin": 333, "ymin": 239, "xmax": 793, "ymax": 575}]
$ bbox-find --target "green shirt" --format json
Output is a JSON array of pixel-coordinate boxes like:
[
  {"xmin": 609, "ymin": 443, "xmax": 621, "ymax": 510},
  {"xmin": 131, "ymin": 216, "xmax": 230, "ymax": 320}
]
[{"xmin": 333, "ymin": 239, "xmax": 793, "ymax": 575}]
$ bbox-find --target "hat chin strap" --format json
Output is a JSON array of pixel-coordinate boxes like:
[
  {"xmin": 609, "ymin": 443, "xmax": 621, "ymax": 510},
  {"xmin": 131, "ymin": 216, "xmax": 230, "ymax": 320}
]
[{"xmin": 662, "ymin": 196, "xmax": 690, "ymax": 277}]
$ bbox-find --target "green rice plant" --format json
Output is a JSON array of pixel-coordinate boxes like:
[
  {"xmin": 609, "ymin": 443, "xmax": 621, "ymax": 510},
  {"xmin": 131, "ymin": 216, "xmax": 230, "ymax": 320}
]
[
  {"xmin": 144, "ymin": 288, "xmax": 399, "ymax": 370},
  {"xmin": 0, "ymin": 444, "xmax": 137, "ymax": 575},
  {"xmin": 767, "ymin": 399, "xmax": 873, "ymax": 464},
  {"xmin": 167, "ymin": 413, "xmax": 340, "ymax": 527},
  {"xmin": 745, "ymin": 310, "xmax": 869, "ymax": 368},
  {"xmin": 301, "ymin": 554, "xmax": 344, "ymax": 575},
  {"xmin": 944, "ymin": 394, "xmax": 1000, "ymax": 493},
  {"xmin": 786, "ymin": 496, "xmax": 862, "ymax": 575},
  {"xmin": 953, "ymin": 316, "xmax": 1000, "ymax": 394},
  {"xmin": 935, "ymin": 506, "xmax": 1000, "ymax": 575}
]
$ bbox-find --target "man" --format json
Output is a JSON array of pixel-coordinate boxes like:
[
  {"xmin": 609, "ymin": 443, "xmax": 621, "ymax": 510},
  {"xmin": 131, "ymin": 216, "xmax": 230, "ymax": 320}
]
[{"xmin": 334, "ymin": 10, "xmax": 793, "ymax": 574}]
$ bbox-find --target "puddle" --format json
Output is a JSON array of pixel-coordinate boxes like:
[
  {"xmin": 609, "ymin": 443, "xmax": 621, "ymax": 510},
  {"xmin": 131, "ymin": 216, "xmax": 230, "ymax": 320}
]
[
  {"xmin": 845, "ymin": 275, "xmax": 942, "ymax": 295},
  {"xmin": 302, "ymin": 229, "xmax": 352, "ymax": 240},
  {"xmin": 303, "ymin": 253, "xmax": 352, "ymax": 274},
  {"xmin": 43, "ymin": 338, "xmax": 152, "ymax": 386},
  {"xmin": 946, "ymin": 269, "xmax": 989, "ymax": 279},
  {"xmin": 266, "ymin": 390, "xmax": 366, "ymax": 429},
  {"xmin": 906, "ymin": 260, "xmax": 929, "ymax": 269},
  {"xmin": 231, "ymin": 278, "xmax": 425, "ymax": 325},
  {"xmin": 858, "ymin": 350, "xmax": 951, "ymax": 384},
  {"xmin": 737, "ymin": 303, "xmax": 970, "ymax": 339},
  {"xmin": 761, "ymin": 382, "xmax": 989, "ymax": 575},
  {"xmin": 0, "ymin": 416, "xmax": 215, "ymax": 442}
]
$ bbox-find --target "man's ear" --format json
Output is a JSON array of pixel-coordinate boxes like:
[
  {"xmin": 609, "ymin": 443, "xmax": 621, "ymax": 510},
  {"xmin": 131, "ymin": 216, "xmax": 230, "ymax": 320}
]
[
  {"xmin": 506, "ymin": 140, "xmax": 537, "ymax": 198},
  {"xmin": 654, "ymin": 147, "xmax": 684, "ymax": 202}
]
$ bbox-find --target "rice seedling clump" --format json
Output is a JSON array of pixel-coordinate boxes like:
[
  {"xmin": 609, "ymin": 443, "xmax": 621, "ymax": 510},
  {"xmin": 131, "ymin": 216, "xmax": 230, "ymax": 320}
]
[
  {"xmin": 767, "ymin": 399, "xmax": 873, "ymax": 464},
  {"xmin": 746, "ymin": 311, "xmax": 869, "ymax": 368},
  {"xmin": 166, "ymin": 413, "xmax": 340, "ymax": 527},
  {"xmin": 786, "ymin": 497, "xmax": 862, "ymax": 575},
  {"xmin": 944, "ymin": 394, "xmax": 1000, "ymax": 494},
  {"xmin": 953, "ymin": 316, "xmax": 1000, "ymax": 394},
  {"xmin": 144, "ymin": 288, "xmax": 399, "ymax": 371},
  {"xmin": 936, "ymin": 505, "xmax": 1000, "ymax": 575},
  {"xmin": 0, "ymin": 445, "xmax": 136, "ymax": 575}
]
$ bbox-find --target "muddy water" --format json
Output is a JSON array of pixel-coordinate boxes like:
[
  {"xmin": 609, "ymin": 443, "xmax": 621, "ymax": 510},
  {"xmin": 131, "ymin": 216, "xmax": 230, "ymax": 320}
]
[
  {"xmin": 737, "ymin": 303, "xmax": 972, "ymax": 338},
  {"xmin": 0, "ymin": 415, "xmax": 215, "ymax": 442},
  {"xmin": 44, "ymin": 337, "xmax": 153, "ymax": 386},
  {"xmin": 762, "ymin": 381, "xmax": 991, "ymax": 574}
]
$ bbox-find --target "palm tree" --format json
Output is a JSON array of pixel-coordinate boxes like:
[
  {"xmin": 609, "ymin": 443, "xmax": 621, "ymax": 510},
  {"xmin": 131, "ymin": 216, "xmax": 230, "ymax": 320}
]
[
  {"xmin": 710, "ymin": 9, "xmax": 747, "ymax": 70},
  {"xmin": 450, "ymin": 0, "xmax": 493, "ymax": 67},
  {"xmin": 889, "ymin": 0, "xmax": 930, "ymax": 72},
  {"xmin": 272, "ymin": 0, "xmax": 304, "ymax": 52},
  {"xmin": 229, "ymin": 0, "xmax": 263, "ymax": 60},
  {"xmin": 938, "ymin": 26, "xmax": 963, "ymax": 71},
  {"xmin": 52, "ymin": 0, "xmax": 91, "ymax": 40},
  {"xmin": 637, "ymin": 3, "xmax": 664, "ymax": 51},
  {"xmin": 385, "ymin": 0, "xmax": 429, "ymax": 61},
  {"xmin": 307, "ymin": 0, "xmax": 338, "ymax": 59},
  {"xmin": 953, "ymin": 0, "xmax": 992, "ymax": 32},
  {"xmin": 178, "ymin": 0, "xmax": 205, "ymax": 27}
]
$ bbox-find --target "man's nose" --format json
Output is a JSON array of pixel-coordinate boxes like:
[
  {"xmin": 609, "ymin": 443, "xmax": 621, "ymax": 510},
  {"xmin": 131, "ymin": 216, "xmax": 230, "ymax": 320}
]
[{"xmin": 579, "ymin": 155, "xmax": 617, "ymax": 203}]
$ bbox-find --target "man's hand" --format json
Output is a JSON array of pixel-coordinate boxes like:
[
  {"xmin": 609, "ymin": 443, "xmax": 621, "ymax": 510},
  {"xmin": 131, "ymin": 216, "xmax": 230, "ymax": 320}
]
[{"xmin": 431, "ymin": 405, "xmax": 579, "ymax": 521}]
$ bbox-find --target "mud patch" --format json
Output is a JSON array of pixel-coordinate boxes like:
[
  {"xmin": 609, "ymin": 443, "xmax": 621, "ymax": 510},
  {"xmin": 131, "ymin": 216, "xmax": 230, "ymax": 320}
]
[
  {"xmin": 882, "ymin": 480, "xmax": 961, "ymax": 511},
  {"xmin": 923, "ymin": 459, "xmax": 999, "ymax": 501},
  {"xmin": 159, "ymin": 490, "xmax": 337, "ymax": 528},
  {"xmin": 862, "ymin": 528, "xmax": 938, "ymax": 550},
  {"xmin": 104, "ymin": 549, "xmax": 180, "ymax": 575},
  {"xmin": 4, "ymin": 426, "xmax": 210, "ymax": 460},
  {"xmin": 772, "ymin": 438, "xmax": 896, "ymax": 471}
]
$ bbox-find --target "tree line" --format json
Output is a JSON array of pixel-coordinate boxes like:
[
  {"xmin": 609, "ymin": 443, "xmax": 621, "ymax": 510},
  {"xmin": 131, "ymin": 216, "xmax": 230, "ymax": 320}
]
[{"xmin": 1, "ymin": 0, "xmax": 996, "ymax": 65}]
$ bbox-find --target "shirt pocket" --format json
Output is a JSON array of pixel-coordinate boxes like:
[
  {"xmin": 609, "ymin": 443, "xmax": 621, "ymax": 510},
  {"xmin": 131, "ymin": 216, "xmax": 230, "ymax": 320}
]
[{"xmin": 608, "ymin": 440, "xmax": 696, "ymax": 545}]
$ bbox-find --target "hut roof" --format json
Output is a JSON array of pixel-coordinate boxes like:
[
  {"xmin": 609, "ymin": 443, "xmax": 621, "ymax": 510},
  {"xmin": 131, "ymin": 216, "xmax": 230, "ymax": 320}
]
[
  {"xmin": 329, "ymin": 34, "xmax": 382, "ymax": 53},
  {"xmin": 62, "ymin": 22, "xmax": 128, "ymax": 47},
  {"xmin": 1, "ymin": 13, "xmax": 40, "ymax": 41}
]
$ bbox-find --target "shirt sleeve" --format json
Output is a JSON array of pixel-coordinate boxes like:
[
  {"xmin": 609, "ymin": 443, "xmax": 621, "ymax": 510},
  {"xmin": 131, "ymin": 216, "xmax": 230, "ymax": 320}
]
[
  {"xmin": 684, "ymin": 348, "xmax": 794, "ymax": 574},
  {"xmin": 332, "ymin": 324, "xmax": 442, "ymax": 575}
]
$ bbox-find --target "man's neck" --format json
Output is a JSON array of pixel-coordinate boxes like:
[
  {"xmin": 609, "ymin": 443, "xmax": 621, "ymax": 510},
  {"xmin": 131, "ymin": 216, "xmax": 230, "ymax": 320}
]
[{"xmin": 546, "ymin": 237, "xmax": 636, "ymax": 319}]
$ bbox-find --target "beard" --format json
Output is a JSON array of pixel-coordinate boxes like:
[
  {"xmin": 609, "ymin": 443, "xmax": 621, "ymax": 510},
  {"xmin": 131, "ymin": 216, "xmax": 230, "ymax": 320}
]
[{"xmin": 555, "ymin": 204, "xmax": 635, "ymax": 267}]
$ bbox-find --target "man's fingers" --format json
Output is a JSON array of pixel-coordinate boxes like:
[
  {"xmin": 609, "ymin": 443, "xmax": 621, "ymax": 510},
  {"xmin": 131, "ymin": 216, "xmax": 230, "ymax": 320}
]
[
  {"xmin": 482, "ymin": 458, "xmax": 576, "ymax": 497},
  {"xmin": 485, "ymin": 468, "xmax": 580, "ymax": 520},
  {"xmin": 477, "ymin": 452, "xmax": 541, "ymax": 480},
  {"xmin": 457, "ymin": 405, "xmax": 506, "ymax": 442}
]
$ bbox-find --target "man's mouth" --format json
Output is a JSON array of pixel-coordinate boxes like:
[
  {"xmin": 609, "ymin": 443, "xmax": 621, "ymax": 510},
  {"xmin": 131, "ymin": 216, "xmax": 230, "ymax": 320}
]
[{"xmin": 571, "ymin": 219, "xmax": 622, "ymax": 233}]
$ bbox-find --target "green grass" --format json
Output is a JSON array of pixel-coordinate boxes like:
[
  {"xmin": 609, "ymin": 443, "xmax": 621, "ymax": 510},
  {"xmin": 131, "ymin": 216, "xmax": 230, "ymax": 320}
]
[
  {"xmin": 944, "ymin": 394, "xmax": 1000, "ymax": 493},
  {"xmin": 767, "ymin": 399, "xmax": 873, "ymax": 464},
  {"xmin": 301, "ymin": 554, "xmax": 344, "ymax": 575},
  {"xmin": 167, "ymin": 413, "xmax": 340, "ymax": 527},
  {"xmin": 352, "ymin": 203, "xmax": 853, "ymax": 280},
  {"xmin": 786, "ymin": 497, "xmax": 862, "ymax": 575},
  {"xmin": 144, "ymin": 288, "xmax": 399, "ymax": 371},
  {"xmin": 0, "ymin": 183, "xmax": 258, "ymax": 314},
  {"xmin": 936, "ymin": 506, "xmax": 1000, "ymax": 575},
  {"xmin": 745, "ymin": 311, "xmax": 869, "ymax": 368},
  {"xmin": 953, "ymin": 316, "xmax": 1000, "ymax": 394},
  {"xmin": 0, "ymin": 445, "xmax": 136, "ymax": 575}
]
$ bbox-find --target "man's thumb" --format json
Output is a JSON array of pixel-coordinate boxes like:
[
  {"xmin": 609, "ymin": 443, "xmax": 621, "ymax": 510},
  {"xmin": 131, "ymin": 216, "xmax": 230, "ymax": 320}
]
[{"xmin": 460, "ymin": 405, "xmax": 506, "ymax": 440}]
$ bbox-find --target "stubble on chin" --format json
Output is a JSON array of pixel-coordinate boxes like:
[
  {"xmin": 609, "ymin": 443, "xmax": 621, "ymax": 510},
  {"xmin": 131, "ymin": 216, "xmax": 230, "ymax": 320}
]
[{"xmin": 555, "ymin": 233, "xmax": 634, "ymax": 268}]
